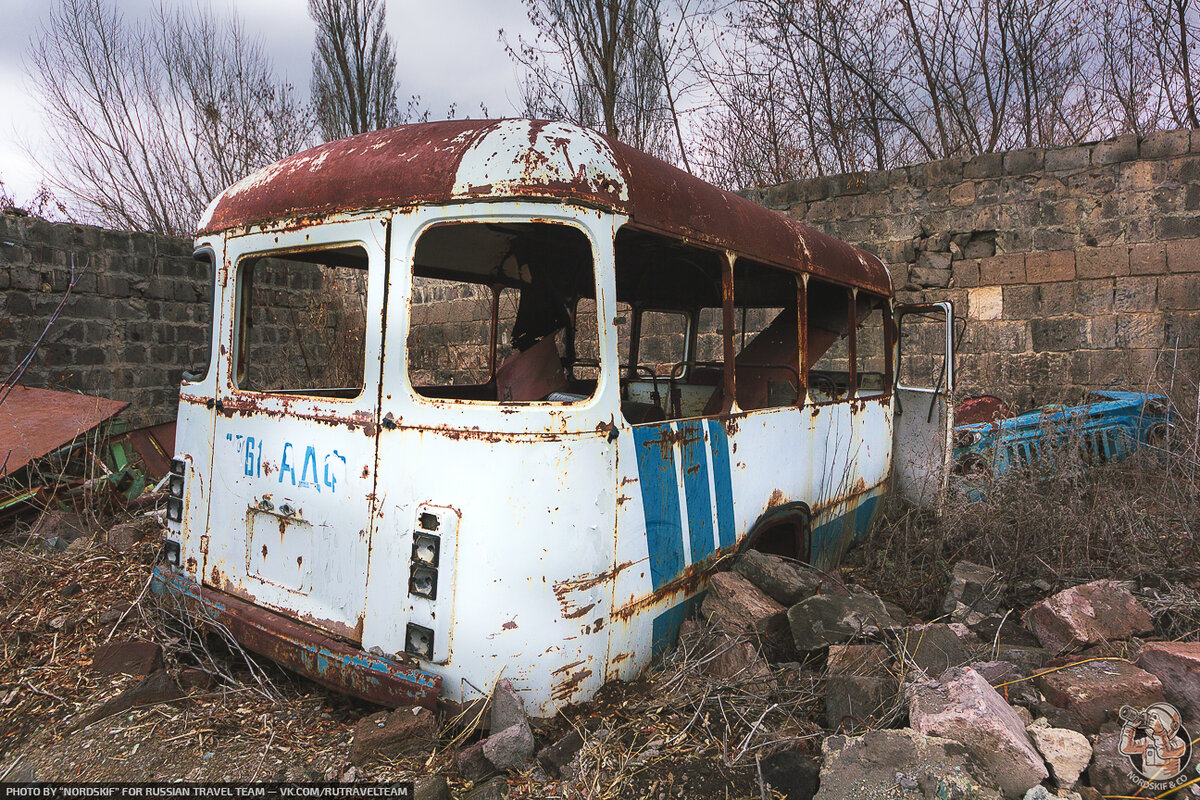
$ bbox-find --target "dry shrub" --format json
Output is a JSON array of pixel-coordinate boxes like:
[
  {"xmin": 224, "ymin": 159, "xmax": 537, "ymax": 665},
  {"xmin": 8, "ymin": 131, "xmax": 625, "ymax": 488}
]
[{"xmin": 849, "ymin": 392, "xmax": 1200, "ymax": 622}]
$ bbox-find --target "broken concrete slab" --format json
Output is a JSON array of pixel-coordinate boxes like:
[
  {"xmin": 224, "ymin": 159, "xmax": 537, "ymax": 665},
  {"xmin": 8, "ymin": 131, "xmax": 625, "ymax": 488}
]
[
  {"xmin": 90, "ymin": 640, "xmax": 163, "ymax": 677},
  {"xmin": 732, "ymin": 549, "xmax": 822, "ymax": 606},
  {"xmin": 788, "ymin": 591, "xmax": 900, "ymax": 651},
  {"xmin": 942, "ymin": 561, "xmax": 1005, "ymax": 617},
  {"xmin": 825, "ymin": 643, "xmax": 898, "ymax": 730},
  {"xmin": 1034, "ymin": 658, "xmax": 1164, "ymax": 733},
  {"xmin": 30, "ymin": 510, "xmax": 90, "ymax": 544},
  {"xmin": 488, "ymin": 679, "xmax": 528, "ymax": 734},
  {"xmin": 1023, "ymin": 580, "xmax": 1154, "ymax": 654},
  {"xmin": 1087, "ymin": 723, "xmax": 1144, "ymax": 798},
  {"xmin": 896, "ymin": 623, "xmax": 976, "ymax": 679},
  {"xmin": 481, "ymin": 720, "xmax": 535, "ymax": 772},
  {"xmin": 106, "ymin": 516, "xmax": 162, "ymax": 551},
  {"xmin": 701, "ymin": 571, "xmax": 788, "ymax": 639},
  {"xmin": 908, "ymin": 667, "xmax": 1049, "ymax": 797},
  {"xmin": 537, "ymin": 729, "xmax": 584, "ymax": 778},
  {"xmin": 759, "ymin": 750, "xmax": 819, "ymax": 800},
  {"xmin": 1136, "ymin": 641, "xmax": 1200, "ymax": 722},
  {"xmin": 349, "ymin": 706, "xmax": 438, "ymax": 766},
  {"xmin": 814, "ymin": 728, "xmax": 1002, "ymax": 800},
  {"xmin": 1026, "ymin": 721, "xmax": 1091, "ymax": 789}
]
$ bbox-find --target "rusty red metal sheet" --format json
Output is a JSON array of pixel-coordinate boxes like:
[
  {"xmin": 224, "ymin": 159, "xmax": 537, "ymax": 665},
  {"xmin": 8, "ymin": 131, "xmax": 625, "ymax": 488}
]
[
  {"xmin": 152, "ymin": 566, "xmax": 441, "ymax": 709},
  {"xmin": 198, "ymin": 119, "xmax": 892, "ymax": 296},
  {"xmin": 0, "ymin": 386, "xmax": 128, "ymax": 478},
  {"xmin": 955, "ymin": 395, "xmax": 1014, "ymax": 426},
  {"xmin": 124, "ymin": 421, "xmax": 177, "ymax": 480}
]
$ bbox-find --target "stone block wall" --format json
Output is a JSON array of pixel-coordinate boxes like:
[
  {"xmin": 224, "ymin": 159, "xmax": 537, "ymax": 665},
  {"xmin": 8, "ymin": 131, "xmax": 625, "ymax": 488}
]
[
  {"xmin": 0, "ymin": 213, "xmax": 205, "ymax": 426},
  {"xmin": 0, "ymin": 213, "xmax": 360, "ymax": 427},
  {"xmin": 745, "ymin": 129, "xmax": 1200, "ymax": 411}
]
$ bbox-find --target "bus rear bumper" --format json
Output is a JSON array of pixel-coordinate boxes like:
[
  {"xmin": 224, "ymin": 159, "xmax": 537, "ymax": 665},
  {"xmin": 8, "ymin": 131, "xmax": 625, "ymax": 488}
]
[{"xmin": 150, "ymin": 565, "xmax": 441, "ymax": 709}]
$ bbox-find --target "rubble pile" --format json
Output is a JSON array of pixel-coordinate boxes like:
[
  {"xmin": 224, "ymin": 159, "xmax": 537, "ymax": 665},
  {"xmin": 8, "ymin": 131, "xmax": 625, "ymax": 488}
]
[{"xmin": 4, "ymin": 505, "xmax": 1200, "ymax": 800}]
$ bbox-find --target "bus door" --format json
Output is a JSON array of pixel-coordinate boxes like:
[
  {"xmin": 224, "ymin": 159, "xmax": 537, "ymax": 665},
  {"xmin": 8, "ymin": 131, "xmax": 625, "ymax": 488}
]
[{"xmin": 892, "ymin": 302, "xmax": 955, "ymax": 508}]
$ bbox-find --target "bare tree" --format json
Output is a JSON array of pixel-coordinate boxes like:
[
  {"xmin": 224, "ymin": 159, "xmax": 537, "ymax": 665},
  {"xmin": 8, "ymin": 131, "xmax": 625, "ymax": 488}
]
[
  {"xmin": 27, "ymin": 0, "xmax": 313, "ymax": 236},
  {"xmin": 309, "ymin": 0, "xmax": 412, "ymax": 141},
  {"xmin": 503, "ymin": 0, "xmax": 683, "ymax": 158}
]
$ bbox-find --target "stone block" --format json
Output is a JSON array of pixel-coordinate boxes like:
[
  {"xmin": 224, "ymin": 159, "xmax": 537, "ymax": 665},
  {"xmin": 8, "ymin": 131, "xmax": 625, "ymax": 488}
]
[
  {"xmin": 1025, "ymin": 250, "xmax": 1076, "ymax": 283},
  {"xmin": 968, "ymin": 286, "xmax": 1003, "ymax": 320},
  {"xmin": 1161, "ymin": 214, "xmax": 1200, "ymax": 239},
  {"xmin": 1166, "ymin": 238, "xmax": 1200, "ymax": 272},
  {"xmin": 788, "ymin": 592, "xmax": 901, "ymax": 651},
  {"xmin": 1031, "ymin": 318, "xmax": 1083, "ymax": 352},
  {"xmin": 1023, "ymin": 579, "xmax": 1155, "ymax": 654},
  {"xmin": 1045, "ymin": 145, "xmax": 1091, "ymax": 171},
  {"xmin": 1075, "ymin": 279, "xmax": 1114, "ymax": 314},
  {"xmin": 980, "ymin": 254, "xmax": 1026, "ymax": 285},
  {"xmin": 816, "ymin": 729, "xmax": 1002, "ymax": 800},
  {"xmin": 1137, "ymin": 641, "xmax": 1200, "ymax": 722},
  {"xmin": 950, "ymin": 183, "xmax": 975, "ymax": 206},
  {"xmin": 1092, "ymin": 134, "xmax": 1138, "ymax": 165},
  {"xmin": 897, "ymin": 623, "xmax": 976, "ymax": 679},
  {"xmin": 909, "ymin": 667, "xmax": 1048, "ymax": 797},
  {"xmin": 1026, "ymin": 723, "xmax": 1091, "ymax": 789},
  {"xmin": 1115, "ymin": 313, "xmax": 1165, "ymax": 348},
  {"xmin": 953, "ymin": 258, "xmax": 981, "ymax": 288},
  {"xmin": 732, "ymin": 550, "xmax": 822, "ymax": 606},
  {"xmin": 1113, "ymin": 277, "xmax": 1157, "ymax": 312},
  {"xmin": 1086, "ymin": 316, "xmax": 1117, "ymax": 348},
  {"xmin": 1004, "ymin": 148, "xmax": 1044, "ymax": 175},
  {"xmin": 1035, "ymin": 659, "xmax": 1164, "ymax": 733},
  {"xmin": 1142, "ymin": 128, "xmax": 1191, "ymax": 159},
  {"xmin": 1158, "ymin": 274, "xmax": 1200, "ymax": 309},
  {"xmin": 701, "ymin": 571, "xmax": 788, "ymax": 639},
  {"xmin": 965, "ymin": 152, "xmax": 1004, "ymax": 179},
  {"xmin": 1076, "ymin": 246, "xmax": 1129, "ymax": 278}
]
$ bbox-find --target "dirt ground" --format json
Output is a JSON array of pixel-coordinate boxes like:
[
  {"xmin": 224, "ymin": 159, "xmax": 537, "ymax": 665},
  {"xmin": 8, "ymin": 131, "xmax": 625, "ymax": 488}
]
[{"xmin": 0, "ymin": 520, "xmax": 771, "ymax": 798}]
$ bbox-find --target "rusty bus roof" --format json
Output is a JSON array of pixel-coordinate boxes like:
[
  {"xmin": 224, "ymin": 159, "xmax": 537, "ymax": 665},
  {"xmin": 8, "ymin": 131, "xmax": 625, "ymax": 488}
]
[{"xmin": 198, "ymin": 119, "xmax": 891, "ymax": 295}]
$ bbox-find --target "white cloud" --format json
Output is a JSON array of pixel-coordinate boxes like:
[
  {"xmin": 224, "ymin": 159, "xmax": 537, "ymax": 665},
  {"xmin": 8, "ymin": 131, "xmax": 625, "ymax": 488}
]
[{"xmin": 0, "ymin": 0, "xmax": 534, "ymax": 204}]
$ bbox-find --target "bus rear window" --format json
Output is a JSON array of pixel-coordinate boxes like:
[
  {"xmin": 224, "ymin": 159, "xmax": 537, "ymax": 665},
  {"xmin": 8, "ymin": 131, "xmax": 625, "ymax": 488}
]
[
  {"xmin": 407, "ymin": 221, "xmax": 599, "ymax": 404},
  {"xmin": 235, "ymin": 245, "xmax": 368, "ymax": 398}
]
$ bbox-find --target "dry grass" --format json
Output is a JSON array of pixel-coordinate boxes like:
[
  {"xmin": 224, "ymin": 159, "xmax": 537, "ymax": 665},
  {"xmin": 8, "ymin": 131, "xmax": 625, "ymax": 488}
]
[{"xmin": 847, "ymin": 390, "xmax": 1200, "ymax": 630}]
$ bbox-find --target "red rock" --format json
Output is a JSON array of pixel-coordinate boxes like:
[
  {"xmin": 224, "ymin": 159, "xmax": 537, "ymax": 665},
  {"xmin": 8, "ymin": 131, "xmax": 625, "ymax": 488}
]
[
  {"xmin": 91, "ymin": 640, "xmax": 163, "ymax": 676},
  {"xmin": 701, "ymin": 571, "xmax": 787, "ymax": 639},
  {"xmin": 1023, "ymin": 580, "xmax": 1153, "ymax": 654},
  {"xmin": 1137, "ymin": 641, "xmax": 1200, "ymax": 721},
  {"xmin": 908, "ymin": 666, "xmax": 1048, "ymax": 797},
  {"xmin": 1034, "ymin": 659, "xmax": 1164, "ymax": 733}
]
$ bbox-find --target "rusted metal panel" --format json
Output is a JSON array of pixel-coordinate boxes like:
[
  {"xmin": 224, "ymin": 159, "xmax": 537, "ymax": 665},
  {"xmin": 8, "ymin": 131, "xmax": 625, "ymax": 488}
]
[
  {"xmin": 152, "ymin": 565, "xmax": 441, "ymax": 708},
  {"xmin": 197, "ymin": 119, "xmax": 890, "ymax": 295},
  {"xmin": 0, "ymin": 386, "xmax": 128, "ymax": 478}
]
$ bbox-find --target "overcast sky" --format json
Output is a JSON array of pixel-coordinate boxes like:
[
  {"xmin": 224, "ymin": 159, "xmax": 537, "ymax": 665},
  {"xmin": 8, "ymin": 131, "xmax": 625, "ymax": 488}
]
[{"xmin": 0, "ymin": 0, "xmax": 535, "ymax": 203}]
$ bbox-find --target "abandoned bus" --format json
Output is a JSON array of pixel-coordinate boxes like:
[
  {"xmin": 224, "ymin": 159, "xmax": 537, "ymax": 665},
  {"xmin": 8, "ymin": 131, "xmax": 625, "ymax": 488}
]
[{"xmin": 152, "ymin": 119, "xmax": 955, "ymax": 716}]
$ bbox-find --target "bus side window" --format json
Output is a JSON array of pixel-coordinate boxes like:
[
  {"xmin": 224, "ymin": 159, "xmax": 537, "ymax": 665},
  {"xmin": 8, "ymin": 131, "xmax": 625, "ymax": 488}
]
[
  {"xmin": 613, "ymin": 226, "xmax": 726, "ymax": 425},
  {"xmin": 853, "ymin": 293, "xmax": 890, "ymax": 398},
  {"xmin": 807, "ymin": 280, "xmax": 853, "ymax": 403},
  {"xmin": 728, "ymin": 257, "xmax": 801, "ymax": 412}
]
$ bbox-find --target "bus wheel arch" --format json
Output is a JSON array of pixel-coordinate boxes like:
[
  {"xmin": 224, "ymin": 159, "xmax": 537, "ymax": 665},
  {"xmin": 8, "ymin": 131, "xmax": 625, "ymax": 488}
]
[{"xmin": 738, "ymin": 502, "xmax": 812, "ymax": 563}]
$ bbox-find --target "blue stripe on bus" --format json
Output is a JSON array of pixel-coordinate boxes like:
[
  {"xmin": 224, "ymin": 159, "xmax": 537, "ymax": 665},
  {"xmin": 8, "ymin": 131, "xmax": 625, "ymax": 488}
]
[
  {"xmin": 633, "ymin": 424, "xmax": 686, "ymax": 590},
  {"xmin": 650, "ymin": 593, "xmax": 705, "ymax": 658},
  {"xmin": 706, "ymin": 420, "xmax": 736, "ymax": 548},
  {"xmin": 678, "ymin": 420, "xmax": 715, "ymax": 562}
]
